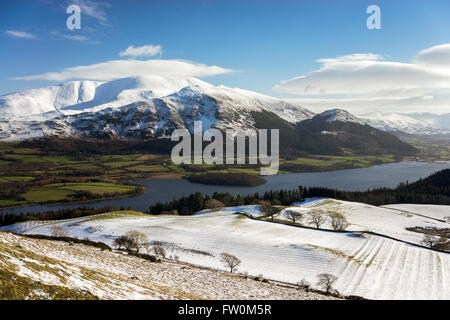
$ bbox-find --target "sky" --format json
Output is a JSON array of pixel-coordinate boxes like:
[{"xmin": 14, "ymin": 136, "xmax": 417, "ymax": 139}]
[{"xmin": 1, "ymin": 0, "xmax": 450, "ymax": 115}]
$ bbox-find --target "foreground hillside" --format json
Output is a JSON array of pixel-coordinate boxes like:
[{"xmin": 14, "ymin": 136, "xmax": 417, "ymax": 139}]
[
  {"xmin": 4, "ymin": 201, "xmax": 450, "ymax": 300},
  {"xmin": 0, "ymin": 231, "xmax": 330, "ymax": 300}
]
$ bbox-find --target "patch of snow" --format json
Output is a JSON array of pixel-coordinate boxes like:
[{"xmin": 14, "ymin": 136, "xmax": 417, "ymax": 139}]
[{"xmin": 319, "ymin": 109, "xmax": 365, "ymax": 125}]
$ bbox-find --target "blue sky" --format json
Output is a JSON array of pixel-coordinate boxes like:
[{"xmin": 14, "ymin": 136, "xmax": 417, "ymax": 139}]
[{"xmin": 2, "ymin": 0, "xmax": 450, "ymax": 114}]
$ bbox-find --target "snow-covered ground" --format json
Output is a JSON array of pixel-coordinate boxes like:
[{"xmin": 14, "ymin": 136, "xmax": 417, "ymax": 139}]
[
  {"xmin": 382, "ymin": 204, "xmax": 450, "ymax": 222},
  {"xmin": 284, "ymin": 198, "xmax": 450, "ymax": 244},
  {"xmin": 3, "ymin": 201, "xmax": 450, "ymax": 300},
  {"xmin": 0, "ymin": 231, "xmax": 329, "ymax": 300}
]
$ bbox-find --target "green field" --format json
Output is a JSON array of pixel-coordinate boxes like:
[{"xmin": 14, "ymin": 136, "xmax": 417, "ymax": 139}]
[
  {"xmin": 279, "ymin": 154, "xmax": 396, "ymax": 172},
  {"xmin": 82, "ymin": 210, "xmax": 147, "ymax": 222},
  {"xmin": 22, "ymin": 189, "xmax": 75, "ymax": 202},
  {"xmin": 0, "ymin": 199, "xmax": 28, "ymax": 207},
  {"xmin": 0, "ymin": 140, "xmax": 415, "ymax": 208},
  {"xmin": 21, "ymin": 182, "xmax": 138, "ymax": 204},
  {"xmin": 400, "ymin": 136, "xmax": 450, "ymax": 162},
  {"xmin": 0, "ymin": 176, "xmax": 35, "ymax": 183},
  {"xmin": 126, "ymin": 164, "xmax": 170, "ymax": 173}
]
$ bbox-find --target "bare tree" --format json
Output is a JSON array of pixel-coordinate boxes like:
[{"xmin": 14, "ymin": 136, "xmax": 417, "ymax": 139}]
[
  {"xmin": 204, "ymin": 199, "xmax": 225, "ymax": 211},
  {"xmin": 307, "ymin": 209, "xmax": 327, "ymax": 228},
  {"xmin": 421, "ymin": 234, "xmax": 443, "ymax": 249},
  {"xmin": 259, "ymin": 202, "xmax": 281, "ymax": 220},
  {"xmin": 329, "ymin": 212, "xmax": 350, "ymax": 231},
  {"xmin": 284, "ymin": 210, "xmax": 302, "ymax": 224},
  {"xmin": 297, "ymin": 278, "xmax": 311, "ymax": 290},
  {"xmin": 113, "ymin": 235, "xmax": 129, "ymax": 250},
  {"xmin": 153, "ymin": 245, "xmax": 166, "ymax": 258},
  {"xmin": 123, "ymin": 230, "xmax": 148, "ymax": 252},
  {"xmin": 220, "ymin": 252, "xmax": 241, "ymax": 273},
  {"xmin": 142, "ymin": 242, "xmax": 152, "ymax": 255},
  {"xmin": 317, "ymin": 273, "xmax": 337, "ymax": 295},
  {"xmin": 51, "ymin": 225, "xmax": 68, "ymax": 237}
]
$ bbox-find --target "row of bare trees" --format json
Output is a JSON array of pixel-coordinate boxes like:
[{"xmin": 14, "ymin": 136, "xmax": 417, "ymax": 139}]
[
  {"xmin": 113, "ymin": 230, "xmax": 166, "ymax": 258},
  {"xmin": 109, "ymin": 228, "xmax": 342, "ymax": 296},
  {"xmin": 219, "ymin": 251, "xmax": 339, "ymax": 296},
  {"xmin": 420, "ymin": 234, "xmax": 448, "ymax": 250},
  {"xmin": 297, "ymin": 273, "xmax": 338, "ymax": 295},
  {"xmin": 112, "ymin": 230, "xmax": 242, "ymax": 273},
  {"xmin": 306, "ymin": 209, "xmax": 350, "ymax": 230},
  {"xmin": 259, "ymin": 203, "xmax": 350, "ymax": 231}
]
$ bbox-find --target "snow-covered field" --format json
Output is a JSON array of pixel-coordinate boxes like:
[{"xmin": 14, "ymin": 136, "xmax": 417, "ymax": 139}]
[
  {"xmin": 281, "ymin": 198, "xmax": 450, "ymax": 245},
  {"xmin": 3, "ymin": 200, "xmax": 450, "ymax": 300},
  {"xmin": 0, "ymin": 232, "xmax": 329, "ymax": 300},
  {"xmin": 382, "ymin": 204, "xmax": 450, "ymax": 222}
]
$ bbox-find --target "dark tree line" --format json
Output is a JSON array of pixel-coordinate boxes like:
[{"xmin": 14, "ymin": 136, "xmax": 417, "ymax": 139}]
[
  {"xmin": 301, "ymin": 169, "xmax": 450, "ymax": 206},
  {"xmin": 149, "ymin": 169, "xmax": 450, "ymax": 214},
  {"xmin": 0, "ymin": 205, "xmax": 119, "ymax": 227},
  {"xmin": 148, "ymin": 189, "xmax": 303, "ymax": 215}
]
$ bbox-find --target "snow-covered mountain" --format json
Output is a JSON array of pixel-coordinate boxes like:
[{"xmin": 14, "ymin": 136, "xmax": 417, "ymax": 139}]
[
  {"xmin": 0, "ymin": 77, "xmax": 418, "ymax": 156},
  {"xmin": 0, "ymin": 75, "xmax": 315, "ymax": 140},
  {"xmin": 361, "ymin": 112, "xmax": 450, "ymax": 135},
  {"xmin": 291, "ymin": 108, "xmax": 417, "ymax": 156},
  {"xmin": 0, "ymin": 80, "xmax": 101, "ymax": 119},
  {"xmin": 318, "ymin": 109, "xmax": 365, "ymax": 125}
]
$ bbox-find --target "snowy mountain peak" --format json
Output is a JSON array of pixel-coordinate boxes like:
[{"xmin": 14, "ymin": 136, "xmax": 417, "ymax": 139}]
[
  {"xmin": 0, "ymin": 75, "xmax": 317, "ymax": 141},
  {"xmin": 319, "ymin": 109, "xmax": 365, "ymax": 125},
  {"xmin": 360, "ymin": 112, "xmax": 450, "ymax": 135},
  {"xmin": 0, "ymin": 80, "xmax": 101, "ymax": 119}
]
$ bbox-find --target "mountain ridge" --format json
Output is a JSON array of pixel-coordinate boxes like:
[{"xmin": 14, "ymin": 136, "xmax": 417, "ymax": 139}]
[
  {"xmin": 0, "ymin": 76, "xmax": 416, "ymax": 157},
  {"xmin": 361, "ymin": 112, "xmax": 450, "ymax": 135}
]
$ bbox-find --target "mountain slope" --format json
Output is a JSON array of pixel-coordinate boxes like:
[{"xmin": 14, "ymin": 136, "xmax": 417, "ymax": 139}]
[
  {"xmin": 295, "ymin": 109, "xmax": 417, "ymax": 156},
  {"xmin": 0, "ymin": 77, "xmax": 417, "ymax": 157},
  {"xmin": 0, "ymin": 81, "xmax": 101, "ymax": 119},
  {"xmin": 361, "ymin": 112, "xmax": 450, "ymax": 135},
  {"xmin": 0, "ymin": 76, "xmax": 314, "ymax": 141}
]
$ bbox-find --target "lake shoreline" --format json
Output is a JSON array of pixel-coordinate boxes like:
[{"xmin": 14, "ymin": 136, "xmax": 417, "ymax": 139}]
[{"xmin": 1, "ymin": 161, "xmax": 449, "ymax": 216}]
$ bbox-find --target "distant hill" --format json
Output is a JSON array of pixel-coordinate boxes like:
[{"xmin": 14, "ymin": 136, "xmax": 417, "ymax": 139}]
[{"xmin": 252, "ymin": 108, "xmax": 417, "ymax": 157}]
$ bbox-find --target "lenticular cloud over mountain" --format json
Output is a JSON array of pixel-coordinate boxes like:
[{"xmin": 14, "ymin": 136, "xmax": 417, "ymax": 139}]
[{"xmin": 11, "ymin": 58, "xmax": 235, "ymax": 82}]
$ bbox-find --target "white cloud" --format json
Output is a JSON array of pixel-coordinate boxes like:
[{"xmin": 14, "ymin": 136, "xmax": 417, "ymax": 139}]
[
  {"xmin": 70, "ymin": 0, "xmax": 109, "ymax": 23},
  {"xmin": 61, "ymin": 34, "xmax": 87, "ymax": 41},
  {"xmin": 316, "ymin": 53, "xmax": 383, "ymax": 65},
  {"xmin": 12, "ymin": 59, "xmax": 234, "ymax": 81},
  {"xmin": 119, "ymin": 45, "xmax": 162, "ymax": 58},
  {"xmin": 414, "ymin": 44, "xmax": 450, "ymax": 71},
  {"xmin": 50, "ymin": 30, "xmax": 100, "ymax": 44},
  {"xmin": 286, "ymin": 94, "xmax": 450, "ymax": 115},
  {"xmin": 274, "ymin": 53, "xmax": 450, "ymax": 96},
  {"xmin": 274, "ymin": 44, "xmax": 450, "ymax": 114},
  {"xmin": 5, "ymin": 30, "xmax": 36, "ymax": 39}
]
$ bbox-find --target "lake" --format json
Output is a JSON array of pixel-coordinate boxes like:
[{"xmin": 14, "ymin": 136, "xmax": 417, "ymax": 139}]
[{"xmin": 1, "ymin": 161, "xmax": 449, "ymax": 215}]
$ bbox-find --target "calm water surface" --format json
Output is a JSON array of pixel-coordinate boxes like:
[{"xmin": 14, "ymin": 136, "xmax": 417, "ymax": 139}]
[{"xmin": 1, "ymin": 161, "xmax": 449, "ymax": 215}]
